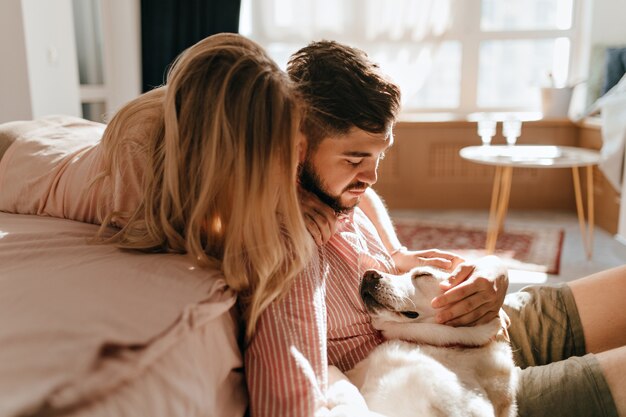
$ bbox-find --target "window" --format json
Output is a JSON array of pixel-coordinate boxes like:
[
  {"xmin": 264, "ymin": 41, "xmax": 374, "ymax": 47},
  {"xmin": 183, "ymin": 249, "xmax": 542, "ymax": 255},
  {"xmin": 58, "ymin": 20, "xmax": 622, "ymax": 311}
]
[
  {"xmin": 71, "ymin": 0, "xmax": 141, "ymax": 123},
  {"xmin": 72, "ymin": 0, "xmax": 106, "ymax": 122},
  {"xmin": 240, "ymin": 0, "xmax": 581, "ymax": 116}
]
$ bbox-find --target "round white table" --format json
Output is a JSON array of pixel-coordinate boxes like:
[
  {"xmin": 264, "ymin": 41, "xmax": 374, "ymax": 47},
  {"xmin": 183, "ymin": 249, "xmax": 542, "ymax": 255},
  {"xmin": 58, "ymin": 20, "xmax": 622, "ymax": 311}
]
[{"xmin": 459, "ymin": 145, "xmax": 602, "ymax": 260}]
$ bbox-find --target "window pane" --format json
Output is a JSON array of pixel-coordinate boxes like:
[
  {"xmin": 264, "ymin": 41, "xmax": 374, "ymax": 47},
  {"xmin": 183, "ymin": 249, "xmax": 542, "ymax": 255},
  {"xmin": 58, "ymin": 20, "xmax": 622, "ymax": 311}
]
[
  {"xmin": 241, "ymin": 0, "xmax": 578, "ymax": 114},
  {"xmin": 481, "ymin": 0, "xmax": 573, "ymax": 31},
  {"xmin": 367, "ymin": 42, "xmax": 461, "ymax": 109},
  {"xmin": 262, "ymin": 41, "xmax": 461, "ymax": 110},
  {"xmin": 81, "ymin": 102, "xmax": 106, "ymax": 123},
  {"xmin": 72, "ymin": 0, "xmax": 104, "ymax": 85},
  {"xmin": 364, "ymin": 0, "xmax": 453, "ymax": 41},
  {"xmin": 477, "ymin": 38, "xmax": 570, "ymax": 108}
]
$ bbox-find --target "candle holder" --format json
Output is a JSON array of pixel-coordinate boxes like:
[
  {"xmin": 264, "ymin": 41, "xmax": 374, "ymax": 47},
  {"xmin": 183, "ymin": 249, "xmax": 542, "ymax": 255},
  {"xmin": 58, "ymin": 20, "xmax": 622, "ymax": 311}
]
[
  {"xmin": 477, "ymin": 119, "xmax": 497, "ymax": 146},
  {"xmin": 503, "ymin": 119, "xmax": 522, "ymax": 146}
]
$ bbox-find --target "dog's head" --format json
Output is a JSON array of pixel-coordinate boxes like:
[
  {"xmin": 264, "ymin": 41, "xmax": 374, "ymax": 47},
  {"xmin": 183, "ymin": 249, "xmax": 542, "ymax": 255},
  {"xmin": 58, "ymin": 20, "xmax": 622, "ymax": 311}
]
[
  {"xmin": 360, "ymin": 265, "xmax": 446, "ymax": 326},
  {"xmin": 360, "ymin": 265, "xmax": 501, "ymax": 346}
]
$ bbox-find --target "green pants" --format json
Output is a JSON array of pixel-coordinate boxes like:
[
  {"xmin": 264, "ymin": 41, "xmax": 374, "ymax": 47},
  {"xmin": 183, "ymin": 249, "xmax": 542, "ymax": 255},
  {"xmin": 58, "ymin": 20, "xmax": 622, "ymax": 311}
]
[{"xmin": 503, "ymin": 284, "xmax": 618, "ymax": 417}]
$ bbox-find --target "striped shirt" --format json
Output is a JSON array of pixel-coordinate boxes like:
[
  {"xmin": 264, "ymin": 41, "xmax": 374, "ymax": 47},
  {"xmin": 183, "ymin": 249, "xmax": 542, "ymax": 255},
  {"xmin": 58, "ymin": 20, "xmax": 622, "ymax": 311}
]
[{"xmin": 245, "ymin": 208, "xmax": 397, "ymax": 416}]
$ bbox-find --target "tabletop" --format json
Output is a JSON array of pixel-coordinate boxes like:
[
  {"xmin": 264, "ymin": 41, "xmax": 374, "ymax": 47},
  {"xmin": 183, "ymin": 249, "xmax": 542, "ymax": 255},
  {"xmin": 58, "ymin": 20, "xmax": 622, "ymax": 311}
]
[{"xmin": 459, "ymin": 145, "xmax": 602, "ymax": 168}]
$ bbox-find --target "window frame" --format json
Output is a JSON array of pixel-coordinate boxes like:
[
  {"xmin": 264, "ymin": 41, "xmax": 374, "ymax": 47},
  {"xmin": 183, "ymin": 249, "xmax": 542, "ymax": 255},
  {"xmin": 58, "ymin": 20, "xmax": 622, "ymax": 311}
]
[
  {"xmin": 73, "ymin": 0, "xmax": 141, "ymax": 122},
  {"xmin": 241, "ymin": 0, "xmax": 584, "ymax": 117}
]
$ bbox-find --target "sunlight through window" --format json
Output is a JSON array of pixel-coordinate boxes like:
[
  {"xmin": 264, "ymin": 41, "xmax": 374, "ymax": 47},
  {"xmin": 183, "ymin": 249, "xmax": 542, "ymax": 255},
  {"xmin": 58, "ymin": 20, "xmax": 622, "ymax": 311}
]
[{"xmin": 241, "ymin": 0, "xmax": 579, "ymax": 115}]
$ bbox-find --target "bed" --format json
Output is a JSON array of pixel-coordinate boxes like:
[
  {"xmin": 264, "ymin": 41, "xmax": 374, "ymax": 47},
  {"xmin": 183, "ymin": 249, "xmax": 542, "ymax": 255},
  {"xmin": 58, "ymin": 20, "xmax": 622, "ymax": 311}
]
[{"xmin": 0, "ymin": 211, "xmax": 247, "ymax": 417}]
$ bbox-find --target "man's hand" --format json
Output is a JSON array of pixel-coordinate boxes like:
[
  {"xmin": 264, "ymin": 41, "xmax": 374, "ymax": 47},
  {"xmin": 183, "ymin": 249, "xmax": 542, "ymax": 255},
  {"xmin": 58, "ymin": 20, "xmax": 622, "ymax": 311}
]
[
  {"xmin": 391, "ymin": 248, "xmax": 465, "ymax": 272},
  {"xmin": 299, "ymin": 187, "xmax": 337, "ymax": 246},
  {"xmin": 430, "ymin": 255, "xmax": 508, "ymax": 327}
]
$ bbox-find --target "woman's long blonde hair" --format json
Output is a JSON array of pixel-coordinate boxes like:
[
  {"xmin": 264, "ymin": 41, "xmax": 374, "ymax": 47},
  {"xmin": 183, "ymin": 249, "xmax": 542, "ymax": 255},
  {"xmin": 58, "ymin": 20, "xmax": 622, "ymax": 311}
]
[{"xmin": 95, "ymin": 33, "xmax": 313, "ymax": 339}]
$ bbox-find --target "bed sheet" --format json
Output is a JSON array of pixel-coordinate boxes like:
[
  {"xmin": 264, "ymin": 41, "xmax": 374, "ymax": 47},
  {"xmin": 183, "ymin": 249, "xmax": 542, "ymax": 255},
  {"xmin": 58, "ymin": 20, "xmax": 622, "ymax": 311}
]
[{"xmin": 0, "ymin": 212, "xmax": 246, "ymax": 417}]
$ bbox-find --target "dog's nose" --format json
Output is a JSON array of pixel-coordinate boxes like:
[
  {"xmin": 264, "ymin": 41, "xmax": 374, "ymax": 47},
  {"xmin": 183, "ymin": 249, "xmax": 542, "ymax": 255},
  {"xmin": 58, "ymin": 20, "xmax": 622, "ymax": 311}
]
[
  {"xmin": 360, "ymin": 270, "xmax": 384, "ymax": 312},
  {"xmin": 363, "ymin": 270, "xmax": 382, "ymax": 282},
  {"xmin": 361, "ymin": 270, "xmax": 382, "ymax": 297}
]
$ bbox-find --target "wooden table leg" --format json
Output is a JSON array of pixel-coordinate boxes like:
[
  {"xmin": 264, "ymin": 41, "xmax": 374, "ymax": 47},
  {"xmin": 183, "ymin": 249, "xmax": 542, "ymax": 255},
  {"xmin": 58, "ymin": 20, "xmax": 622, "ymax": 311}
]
[
  {"xmin": 586, "ymin": 165, "xmax": 595, "ymax": 259},
  {"xmin": 572, "ymin": 166, "xmax": 594, "ymax": 260},
  {"xmin": 486, "ymin": 166, "xmax": 513, "ymax": 253},
  {"xmin": 486, "ymin": 166, "xmax": 503, "ymax": 252},
  {"xmin": 497, "ymin": 167, "xmax": 513, "ymax": 235}
]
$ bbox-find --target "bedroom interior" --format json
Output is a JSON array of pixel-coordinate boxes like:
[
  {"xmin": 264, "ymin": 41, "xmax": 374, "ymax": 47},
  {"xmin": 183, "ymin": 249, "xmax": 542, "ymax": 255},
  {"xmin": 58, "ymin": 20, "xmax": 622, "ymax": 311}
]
[{"xmin": 0, "ymin": 0, "xmax": 625, "ymax": 415}]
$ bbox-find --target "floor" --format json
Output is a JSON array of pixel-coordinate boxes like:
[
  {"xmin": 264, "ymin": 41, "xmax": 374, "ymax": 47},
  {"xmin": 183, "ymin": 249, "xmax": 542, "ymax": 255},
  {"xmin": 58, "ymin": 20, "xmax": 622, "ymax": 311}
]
[{"xmin": 391, "ymin": 209, "xmax": 626, "ymax": 293}]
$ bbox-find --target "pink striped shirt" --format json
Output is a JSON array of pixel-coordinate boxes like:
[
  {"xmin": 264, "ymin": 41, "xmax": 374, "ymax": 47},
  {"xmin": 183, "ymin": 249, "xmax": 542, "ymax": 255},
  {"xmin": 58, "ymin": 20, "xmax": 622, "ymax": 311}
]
[{"xmin": 245, "ymin": 208, "xmax": 397, "ymax": 416}]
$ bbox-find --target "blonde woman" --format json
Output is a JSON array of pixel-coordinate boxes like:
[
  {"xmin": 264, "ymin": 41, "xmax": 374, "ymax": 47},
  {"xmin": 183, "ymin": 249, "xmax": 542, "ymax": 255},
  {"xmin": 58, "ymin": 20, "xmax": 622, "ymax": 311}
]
[{"xmin": 0, "ymin": 33, "xmax": 313, "ymax": 339}]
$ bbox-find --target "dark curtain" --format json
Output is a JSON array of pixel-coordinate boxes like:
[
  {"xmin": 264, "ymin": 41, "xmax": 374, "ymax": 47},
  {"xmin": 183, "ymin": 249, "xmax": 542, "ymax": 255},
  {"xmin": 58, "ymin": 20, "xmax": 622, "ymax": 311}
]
[
  {"xmin": 601, "ymin": 47, "xmax": 626, "ymax": 96},
  {"xmin": 140, "ymin": 0, "xmax": 241, "ymax": 92}
]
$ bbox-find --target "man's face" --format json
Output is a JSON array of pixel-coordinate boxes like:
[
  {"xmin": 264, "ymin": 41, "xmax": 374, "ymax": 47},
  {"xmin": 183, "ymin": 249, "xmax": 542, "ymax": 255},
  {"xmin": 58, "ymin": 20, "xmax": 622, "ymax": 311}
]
[{"xmin": 299, "ymin": 127, "xmax": 393, "ymax": 214}]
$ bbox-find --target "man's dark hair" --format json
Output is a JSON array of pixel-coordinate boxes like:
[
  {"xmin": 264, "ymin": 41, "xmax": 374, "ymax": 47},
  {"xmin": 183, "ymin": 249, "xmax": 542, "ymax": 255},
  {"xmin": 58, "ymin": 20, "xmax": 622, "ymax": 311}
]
[{"xmin": 287, "ymin": 40, "xmax": 401, "ymax": 147}]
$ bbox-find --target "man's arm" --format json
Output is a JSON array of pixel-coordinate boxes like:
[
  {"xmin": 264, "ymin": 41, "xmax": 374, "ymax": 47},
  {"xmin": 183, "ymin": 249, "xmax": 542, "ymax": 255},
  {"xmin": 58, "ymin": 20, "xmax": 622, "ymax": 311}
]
[
  {"xmin": 299, "ymin": 186, "xmax": 460, "ymax": 273},
  {"xmin": 358, "ymin": 188, "xmax": 463, "ymax": 272},
  {"xmin": 356, "ymin": 188, "xmax": 402, "ymax": 253},
  {"xmin": 245, "ymin": 254, "xmax": 330, "ymax": 417}
]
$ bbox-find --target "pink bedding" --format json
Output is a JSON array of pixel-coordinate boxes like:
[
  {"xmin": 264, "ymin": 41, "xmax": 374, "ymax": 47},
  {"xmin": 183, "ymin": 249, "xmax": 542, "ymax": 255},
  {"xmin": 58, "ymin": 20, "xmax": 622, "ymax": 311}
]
[
  {"xmin": 0, "ymin": 115, "xmax": 143, "ymax": 227},
  {"xmin": 0, "ymin": 212, "xmax": 246, "ymax": 417}
]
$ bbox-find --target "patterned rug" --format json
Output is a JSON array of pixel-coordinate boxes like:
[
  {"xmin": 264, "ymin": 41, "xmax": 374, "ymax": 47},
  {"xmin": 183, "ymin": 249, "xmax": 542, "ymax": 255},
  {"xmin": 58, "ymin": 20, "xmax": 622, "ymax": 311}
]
[{"xmin": 393, "ymin": 218, "xmax": 565, "ymax": 274}]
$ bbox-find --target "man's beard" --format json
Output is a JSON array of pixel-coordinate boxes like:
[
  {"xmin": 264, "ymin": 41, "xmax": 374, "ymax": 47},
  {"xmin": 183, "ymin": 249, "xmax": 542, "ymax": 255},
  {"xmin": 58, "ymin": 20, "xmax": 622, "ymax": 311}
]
[{"xmin": 298, "ymin": 159, "xmax": 367, "ymax": 215}]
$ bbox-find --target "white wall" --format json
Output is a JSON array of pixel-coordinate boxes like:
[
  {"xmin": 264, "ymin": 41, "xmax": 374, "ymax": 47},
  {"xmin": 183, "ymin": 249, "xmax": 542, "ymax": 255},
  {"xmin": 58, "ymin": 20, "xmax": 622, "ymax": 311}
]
[
  {"xmin": 0, "ymin": 0, "xmax": 33, "ymax": 122},
  {"xmin": 590, "ymin": 0, "xmax": 626, "ymax": 45},
  {"xmin": 0, "ymin": 0, "xmax": 80, "ymax": 123},
  {"xmin": 100, "ymin": 0, "xmax": 142, "ymax": 117}
]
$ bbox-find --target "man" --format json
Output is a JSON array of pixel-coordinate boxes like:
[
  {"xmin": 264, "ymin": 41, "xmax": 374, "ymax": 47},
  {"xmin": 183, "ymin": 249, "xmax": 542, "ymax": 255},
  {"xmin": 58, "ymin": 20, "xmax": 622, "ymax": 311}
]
[
  {"xmin": 292, "ymin": 40, "xmax": 506, "ymax": 326},
  {"xmin": 245, "ymin": 40, "xmax": 625, "ymax": 417}
]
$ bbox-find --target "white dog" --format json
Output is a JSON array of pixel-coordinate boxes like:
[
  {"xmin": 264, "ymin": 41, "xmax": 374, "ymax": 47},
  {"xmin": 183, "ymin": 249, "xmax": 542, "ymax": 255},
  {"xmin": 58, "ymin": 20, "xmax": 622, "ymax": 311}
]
[{"xmin": 327, "ymin": 257, "xmax": 517, "ymax": 417}]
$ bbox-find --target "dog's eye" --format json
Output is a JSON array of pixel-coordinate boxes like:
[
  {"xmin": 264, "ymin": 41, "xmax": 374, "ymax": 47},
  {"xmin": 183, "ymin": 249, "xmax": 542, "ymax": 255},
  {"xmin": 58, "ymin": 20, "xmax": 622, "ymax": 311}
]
[{"xmin": 400, "ymin": 311, "xmax": 419, "ymax": 319}]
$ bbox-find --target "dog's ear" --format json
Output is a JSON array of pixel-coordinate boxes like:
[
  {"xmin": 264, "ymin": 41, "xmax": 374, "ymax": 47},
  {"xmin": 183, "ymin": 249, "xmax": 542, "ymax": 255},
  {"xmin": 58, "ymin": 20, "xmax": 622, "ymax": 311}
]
[
  {"xmin": 410, "ymin": 270, "xmax": 432, "ymax": 279},
  {"xmin": 410, "ymin": 266, "xmax": 437, "ymax": 279},
  {"xmin": 410, "ymin": 266, "xmax": 450, "ymax": 284}
]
